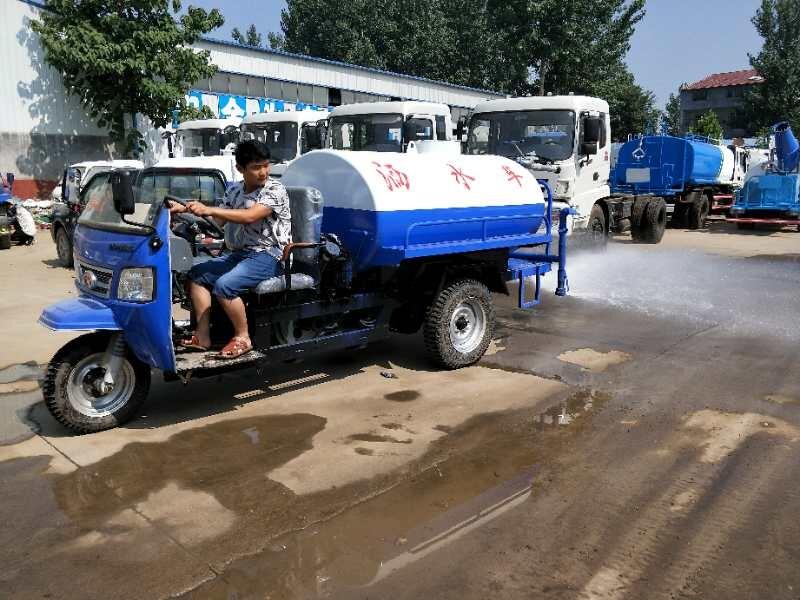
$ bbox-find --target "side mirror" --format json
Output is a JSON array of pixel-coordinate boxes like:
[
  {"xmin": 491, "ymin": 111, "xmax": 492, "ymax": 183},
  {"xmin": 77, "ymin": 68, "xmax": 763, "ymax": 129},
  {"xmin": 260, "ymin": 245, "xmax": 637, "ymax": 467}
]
[
  {"xmin": 160, "ymin": 130, "xmax": 173, "ymax": 140},
  {"xmin": 583, "ymin": 116, "xmax": 602, "ymax": 144},
  {"xmin": 581, "ymin": 141, "xmax": 599, "ymax": 156},
  {"xmin": 111, "ymin": 171, "xmax": 135, "ymax": 216}
]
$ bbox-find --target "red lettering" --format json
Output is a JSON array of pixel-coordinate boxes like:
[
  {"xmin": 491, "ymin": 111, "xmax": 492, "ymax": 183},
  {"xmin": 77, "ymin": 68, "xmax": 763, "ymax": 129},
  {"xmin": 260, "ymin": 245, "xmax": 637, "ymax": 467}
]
[
  {"xmin": 448, "ymin": 163, "xmax": 476, "ymax": 190},
  {"xmin": 502, "ymin": 165, "xmax": 524, "ymax": 187},
  {"xmin": 372, "ymin": 162, "xmax": 410, "ymax": 191}
]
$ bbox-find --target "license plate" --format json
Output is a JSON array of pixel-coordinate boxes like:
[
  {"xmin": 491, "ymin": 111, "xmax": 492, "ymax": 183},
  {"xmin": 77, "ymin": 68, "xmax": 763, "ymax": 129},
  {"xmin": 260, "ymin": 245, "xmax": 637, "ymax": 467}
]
[{"xmin": 626, "ymin": 168, "xmax": 650, "ymax": 183}]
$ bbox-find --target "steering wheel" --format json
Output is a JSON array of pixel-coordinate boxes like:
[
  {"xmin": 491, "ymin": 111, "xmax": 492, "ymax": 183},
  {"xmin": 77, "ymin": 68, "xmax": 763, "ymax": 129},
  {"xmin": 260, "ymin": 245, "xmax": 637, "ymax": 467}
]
[{"xmin": 165, "ymin": 195, "xmax": 224, "ymax": 239}]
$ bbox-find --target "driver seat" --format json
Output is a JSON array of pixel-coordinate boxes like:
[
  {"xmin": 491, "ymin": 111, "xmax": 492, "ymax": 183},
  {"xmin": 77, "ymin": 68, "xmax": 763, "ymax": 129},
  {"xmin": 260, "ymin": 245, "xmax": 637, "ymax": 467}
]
[{"xmin": 254, "ymin": 186, "xmax": 323, "ymax": 295}]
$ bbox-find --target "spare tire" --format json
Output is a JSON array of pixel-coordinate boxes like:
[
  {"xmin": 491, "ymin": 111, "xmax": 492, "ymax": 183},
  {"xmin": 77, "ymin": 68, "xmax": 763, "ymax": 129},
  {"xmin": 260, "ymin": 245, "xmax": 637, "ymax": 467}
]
[{"xmin": 638, "ymin": 197, "xmax": 667, "ymax": 244}]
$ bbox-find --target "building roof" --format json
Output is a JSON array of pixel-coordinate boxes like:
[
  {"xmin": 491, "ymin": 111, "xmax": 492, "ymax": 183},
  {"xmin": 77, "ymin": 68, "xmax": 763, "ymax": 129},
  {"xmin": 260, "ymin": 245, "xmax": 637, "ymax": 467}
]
[{"xmin": 682, "ymin": 69, "xmax": 764, "ymax": 90}]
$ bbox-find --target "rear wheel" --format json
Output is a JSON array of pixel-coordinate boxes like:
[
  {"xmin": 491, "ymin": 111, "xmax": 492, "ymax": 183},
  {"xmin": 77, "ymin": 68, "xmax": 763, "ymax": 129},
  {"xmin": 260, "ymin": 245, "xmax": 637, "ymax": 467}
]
[
  {"xmin": 630, "ymin": 198, "xmax": 648, "ymax": 241},
  {"xmin": 423, "ymin": 279, "xmax": 494, "ymax": 369},
  {"xmin": 55, "ymin": 227, "xmax": 74, "ymax": 268},
  {"xmin": 688, "ymin": 194, "xmax": 710, "ymax": 230},
  {"xmin": 672, "ymin": 202, "xmax": 689, "ymax": 228},
  {"xmin": 43, "ymin": 334, "xmax": 150, "ymax": 434},
  {"xmin": 639, "ymin": 197, "xmax": 667, "ymax": 243}
]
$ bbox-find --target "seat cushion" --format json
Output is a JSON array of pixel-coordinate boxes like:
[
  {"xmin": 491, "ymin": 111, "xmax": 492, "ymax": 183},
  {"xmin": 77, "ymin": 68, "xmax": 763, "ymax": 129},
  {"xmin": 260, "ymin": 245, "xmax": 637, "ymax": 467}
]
[{"xmin": 255, "ymin": 273, "xmax": 315, "ymax": 295}]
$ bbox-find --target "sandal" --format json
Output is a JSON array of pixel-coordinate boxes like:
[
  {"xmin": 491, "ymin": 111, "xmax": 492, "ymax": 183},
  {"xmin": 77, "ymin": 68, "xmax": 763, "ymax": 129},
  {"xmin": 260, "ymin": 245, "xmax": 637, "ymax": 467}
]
[
  {"xmin": 217, "ymin": 336, "xmax": 253, "ymax": 359},
  {"xmin": 179, "ymin": 334, "xmax": 211, "ymax": 352}
]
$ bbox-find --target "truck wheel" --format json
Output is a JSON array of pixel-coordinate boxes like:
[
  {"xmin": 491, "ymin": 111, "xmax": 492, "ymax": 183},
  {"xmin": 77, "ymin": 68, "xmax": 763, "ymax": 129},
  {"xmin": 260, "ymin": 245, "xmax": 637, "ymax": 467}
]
[
  {"xmin": 630, "ymin": 198, "xmax": 648, "ymax": 241},
  {"xmin": 586, "ymin": 204, "xmax": 607, "ymax": 249},
  {"xmin": 43, "ymin": 333, "xmax": 150, "ymax": 434},
  {"xmin": 672, "ymin": 203, "xmax": 688, "ymax": 228},
  {"xmin": 688, "ymin": 195, "xmax": 710, "ymax": 230},
  {"xmin": 641, "ymin": 198, "xmax": 667, "ymax": 243},
  {"xmin": 423, "ymin": 279, "xmax": 495, "ymax": 369},
  {"xmin": 55, "ymin": 227, "xmax": 74, "ymax": 268}
]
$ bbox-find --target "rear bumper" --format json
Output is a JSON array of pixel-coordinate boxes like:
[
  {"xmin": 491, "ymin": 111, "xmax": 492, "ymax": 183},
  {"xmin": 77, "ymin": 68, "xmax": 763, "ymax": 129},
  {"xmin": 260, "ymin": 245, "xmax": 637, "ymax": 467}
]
[{"xmin": 726, "ymin": 217, "xmax": 800, "ymax": 225}]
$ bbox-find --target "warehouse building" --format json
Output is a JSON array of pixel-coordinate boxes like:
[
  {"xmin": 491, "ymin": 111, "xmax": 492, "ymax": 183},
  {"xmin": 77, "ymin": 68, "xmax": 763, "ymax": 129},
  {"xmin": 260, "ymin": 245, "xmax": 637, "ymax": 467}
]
[{"xmin": 2, "ymin": 0, "xmax": 502, "ymax": 197}]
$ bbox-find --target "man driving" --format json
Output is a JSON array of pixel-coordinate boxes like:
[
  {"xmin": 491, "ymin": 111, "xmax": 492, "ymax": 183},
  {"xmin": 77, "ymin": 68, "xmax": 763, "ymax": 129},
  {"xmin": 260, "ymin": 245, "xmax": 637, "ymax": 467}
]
[{"xmin": 171, "ymin": 140, "xmax": 291, "ymax": 359}]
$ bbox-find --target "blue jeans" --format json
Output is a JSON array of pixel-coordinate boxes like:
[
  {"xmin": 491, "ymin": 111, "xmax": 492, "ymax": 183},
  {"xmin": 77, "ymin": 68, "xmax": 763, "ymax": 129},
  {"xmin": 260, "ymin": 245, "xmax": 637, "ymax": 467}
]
[{"xmin": 188, "ymin": 250, "xmax": 282, "ymax": 299}]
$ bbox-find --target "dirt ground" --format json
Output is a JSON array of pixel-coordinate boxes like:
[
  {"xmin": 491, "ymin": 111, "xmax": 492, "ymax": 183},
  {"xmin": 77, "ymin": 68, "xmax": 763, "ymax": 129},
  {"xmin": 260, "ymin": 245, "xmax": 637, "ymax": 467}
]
[{"xmin": 0, "ymin": 220, "xmax": 799, "ymax": 599}]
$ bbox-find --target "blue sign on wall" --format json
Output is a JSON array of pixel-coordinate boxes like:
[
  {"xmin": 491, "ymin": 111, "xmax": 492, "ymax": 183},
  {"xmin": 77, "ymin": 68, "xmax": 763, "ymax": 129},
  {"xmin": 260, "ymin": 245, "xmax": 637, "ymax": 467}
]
[{"xmin": 218, "ymin": 95, "xmax": 247, "ymax": 119}]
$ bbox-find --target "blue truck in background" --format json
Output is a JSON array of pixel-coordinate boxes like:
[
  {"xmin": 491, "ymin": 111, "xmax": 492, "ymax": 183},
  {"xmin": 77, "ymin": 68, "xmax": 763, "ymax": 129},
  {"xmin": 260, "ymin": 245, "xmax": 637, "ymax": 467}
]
[
  {"xmin": 729, "ymin": 122, "xmax": 800, "ymax": 231},
  {"xmin": 612, "ymin": 134, "xmax": 749, "ymax": 229}
]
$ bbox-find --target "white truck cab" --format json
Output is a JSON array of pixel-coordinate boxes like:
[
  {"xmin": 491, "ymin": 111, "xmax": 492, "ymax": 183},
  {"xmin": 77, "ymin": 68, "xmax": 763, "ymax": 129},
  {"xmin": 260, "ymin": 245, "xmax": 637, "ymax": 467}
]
[
  {"xmin": 169, "ymin": 118, "xmax": 242, "ymax": 158},
  {"xmin": 240, "ymin": 111, "xmax": 328, "ymax": 178},
  {"xmin": 57, "ymin": 160, "xmax": 145, "ymax": 203},
  {"xmin": 153, "ymin": 155, "xmax": 243, "ymax": 185},
  {"xmin": 327, "ymin": 101, "xmax": 459, "ymax": 154},
  {"xmin": 466, "ymin": 95, "xmax": 613, "ymax": 234}
]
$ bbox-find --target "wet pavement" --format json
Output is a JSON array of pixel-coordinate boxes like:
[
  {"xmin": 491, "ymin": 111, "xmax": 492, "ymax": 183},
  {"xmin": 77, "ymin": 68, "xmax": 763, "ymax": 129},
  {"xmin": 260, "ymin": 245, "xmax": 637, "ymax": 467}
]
[{"xmin": 1, "ymin": 227, "xmax": 799, "ymax": 600}]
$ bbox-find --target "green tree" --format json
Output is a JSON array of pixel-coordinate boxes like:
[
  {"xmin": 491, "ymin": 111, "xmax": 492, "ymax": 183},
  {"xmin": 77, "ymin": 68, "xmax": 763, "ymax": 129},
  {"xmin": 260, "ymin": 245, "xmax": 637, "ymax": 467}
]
[
  {"xmin": 593, "ymin": 67, "xmax": 660, "ymax": 140},
  {"xmin": 744, "ymin": 0, "xmax": 800, "ymax": 130},
  {"xmin": 689, "ymin": 110, "xmax": 724, "ymax": 141},
  {"xmin": 232, "ymin": 23, "xmax": 263, "ymax": 48},
  {"xmin": 663, "ymin": 92, "xmax": 682, "ymax": 136},
  {"xmin": 31, "ymin": 0, "xmax": 223, "ymax": 156},
  {"xmin": 177, "ymin": 100, "xmax": 216, "ymax": 123}
]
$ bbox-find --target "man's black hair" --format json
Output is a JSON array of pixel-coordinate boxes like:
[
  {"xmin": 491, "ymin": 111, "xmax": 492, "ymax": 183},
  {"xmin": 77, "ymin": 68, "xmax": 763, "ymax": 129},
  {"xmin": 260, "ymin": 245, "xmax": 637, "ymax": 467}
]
[{"xmin": 235, "ymin": 139, "xmax": 271, "ymax": 167}]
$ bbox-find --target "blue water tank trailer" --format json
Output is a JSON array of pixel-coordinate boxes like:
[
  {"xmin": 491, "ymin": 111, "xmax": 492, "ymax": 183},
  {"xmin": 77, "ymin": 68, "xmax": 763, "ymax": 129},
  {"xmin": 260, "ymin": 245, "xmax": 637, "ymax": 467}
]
[
  {"xmin": 729, "ymin": 122, "xmax": 800, "ymax": 230},
  {"xmin": 283, "ymin": 150, "xmax": 549, "ymax": 272},
  {"xmin": 612, "ymin": 134, "xmax": 744, "ymax": 229}
]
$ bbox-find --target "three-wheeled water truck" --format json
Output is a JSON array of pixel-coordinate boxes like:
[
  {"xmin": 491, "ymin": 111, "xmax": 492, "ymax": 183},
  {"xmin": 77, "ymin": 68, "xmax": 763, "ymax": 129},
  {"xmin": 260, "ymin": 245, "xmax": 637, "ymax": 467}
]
[{"xmin": 39, "ymin": 150, "xmax": 573, "ymax": 434}]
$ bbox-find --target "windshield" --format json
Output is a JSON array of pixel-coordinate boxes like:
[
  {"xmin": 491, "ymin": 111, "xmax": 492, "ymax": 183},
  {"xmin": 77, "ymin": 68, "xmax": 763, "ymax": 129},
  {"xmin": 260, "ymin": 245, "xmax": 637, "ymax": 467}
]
[
  {"xmin": 242, "ymin": 122, "xmax": 299, "ymax": 162},
  {"xmin": 466, "ymin": 110, "xmax": 576, "ymax": 162},
  {"xmin": 78, "ymin": 170, "xmax": 226, "ymax": 234},
  {"xmin": 176, "ymin": 128, "xmax": 238, "ymax": 157},
  {"xmin": 329, "ymin": 113, "xmax": 403, "ymax": 152}
]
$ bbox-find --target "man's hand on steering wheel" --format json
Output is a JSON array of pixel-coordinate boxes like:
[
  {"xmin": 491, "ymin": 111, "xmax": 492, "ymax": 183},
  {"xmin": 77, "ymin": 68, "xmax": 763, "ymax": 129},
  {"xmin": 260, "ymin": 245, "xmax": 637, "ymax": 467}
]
[{"xmin": 185, "ymin": 201, "xmax": 213, "ymax": 217}]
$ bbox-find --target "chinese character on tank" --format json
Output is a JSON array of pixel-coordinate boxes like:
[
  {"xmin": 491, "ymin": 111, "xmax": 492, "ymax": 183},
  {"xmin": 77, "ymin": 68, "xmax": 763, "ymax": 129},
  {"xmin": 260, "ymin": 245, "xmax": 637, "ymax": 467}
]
[
  {"xmin": 372, "ymin": 162, "xmax": 411, "ymax": 191},
  {"xmin": 447, "ymin": 164, "xmax": 476, "ymax": 190}
]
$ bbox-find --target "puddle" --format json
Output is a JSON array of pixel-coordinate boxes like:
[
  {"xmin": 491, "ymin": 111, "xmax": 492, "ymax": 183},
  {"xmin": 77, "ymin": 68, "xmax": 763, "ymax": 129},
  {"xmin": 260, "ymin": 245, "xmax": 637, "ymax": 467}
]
[
  {"xmin": 557, "ymin": 348, "xmax": 631, "ymax": 373},
  {"xmin": 535, "ymin": 389, "xmax": 611, "ymax": 428},
  {"xmin": 764, "ymin": 394, "xmax": 800, "ymax": 406},
  {"xmin": 385, "ymin": 390, "xmax": 421, "ymax": 402},
  {"xmin": 183, "ymin": 392, "xmax": 610, "ymax": 598},
  {"xmin": 50, "ymin": 414, "xmax": 326, "ymax": 533},
  {"xmin": 0, "ymin": 362, "xmax": 43, "ymax": 385},
  {"xmin": 348, "ymin": 433, "xmax": 413, "ymax": 444}
]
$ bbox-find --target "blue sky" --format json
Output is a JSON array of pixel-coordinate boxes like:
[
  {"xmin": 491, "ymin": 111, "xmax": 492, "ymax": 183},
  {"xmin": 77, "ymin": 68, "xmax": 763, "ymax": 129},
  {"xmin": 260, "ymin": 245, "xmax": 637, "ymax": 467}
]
[{"xmin": 188, "ymin": 0, "xmax": 764, "ymax": 108}]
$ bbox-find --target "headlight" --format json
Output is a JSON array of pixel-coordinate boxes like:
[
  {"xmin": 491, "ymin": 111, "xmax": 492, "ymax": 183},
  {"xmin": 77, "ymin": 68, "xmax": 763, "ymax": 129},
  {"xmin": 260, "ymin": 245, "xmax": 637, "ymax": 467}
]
[{"xmin": 117, "ymin": 267, "xmax": 154, "ymax": 302}]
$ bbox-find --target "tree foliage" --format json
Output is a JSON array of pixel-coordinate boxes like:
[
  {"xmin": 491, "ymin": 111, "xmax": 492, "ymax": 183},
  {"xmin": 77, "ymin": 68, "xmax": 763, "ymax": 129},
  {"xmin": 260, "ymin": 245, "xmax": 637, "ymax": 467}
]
[
  {"xmin": 276, "ymin": 0, "xmax": 653, "ymax": 135},
  {"xmin": 232, "ymin": 24, "xmax": 263, "ymax": 48},
  {"xmin": 744, "ymin": 0, "xmax": 800, "ymax": 130},
  {"xmin": 177, "ymin": 101, "xmax": 216, "ymax": 123},
  {"xmin": 663, "ymin": 92, "xmax": 682, "ymax": 136},
  {"xmin": 31, "ymin": 0, "xmax": 223, "ymax": 156},
  {"xmin": 689, "ymin": 110, "xmax": 724, "ymax": 142}
]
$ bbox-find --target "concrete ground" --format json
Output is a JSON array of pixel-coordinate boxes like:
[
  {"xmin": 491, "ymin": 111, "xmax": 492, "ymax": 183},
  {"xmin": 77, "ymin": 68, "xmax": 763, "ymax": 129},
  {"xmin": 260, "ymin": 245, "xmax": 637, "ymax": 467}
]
[{"xmin": 0, "ymin": 219, "xmax": 799, "ymax": 599}]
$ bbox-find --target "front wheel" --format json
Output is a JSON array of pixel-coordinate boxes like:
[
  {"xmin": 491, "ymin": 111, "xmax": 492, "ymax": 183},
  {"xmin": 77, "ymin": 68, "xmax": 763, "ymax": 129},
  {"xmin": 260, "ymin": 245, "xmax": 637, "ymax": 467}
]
[
  {"xmin": 55, "ymin": 227, "xmax": 74, "ymax": 268},
  {"xmin": 586, "ymin": 204, "xmax": 608, "ymax": 250},
  {"xmin": 43, "ymin": 334, "xmax": 150, "ymax": 434},
  {"xmin": 423, "ymin": 279, "xmax": 495, "ymax": 369}
]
